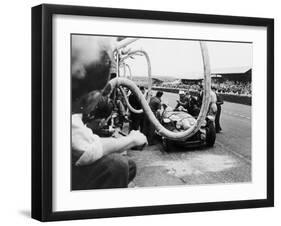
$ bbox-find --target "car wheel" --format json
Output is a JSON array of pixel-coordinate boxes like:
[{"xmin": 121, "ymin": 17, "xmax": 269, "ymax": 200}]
[
  {"xmin": 206, "ymin": 120, "xmax": 216, "ymax": 147},
  {"xmin": 162, "ymin": 138, "xmax": 172, "ymax": 152}
]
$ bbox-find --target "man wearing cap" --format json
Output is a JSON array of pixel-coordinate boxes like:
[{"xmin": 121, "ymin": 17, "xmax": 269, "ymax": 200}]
[
  {"xmin": 71, "ymin": 36, "xmax": 147, "ymax": 190},
  {"xmin": 174, "ymin": 89, "xmax": 189, "ymax": 111}
]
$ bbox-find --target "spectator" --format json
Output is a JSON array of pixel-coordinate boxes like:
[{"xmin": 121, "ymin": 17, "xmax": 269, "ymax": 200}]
[
  {"xmin": 159, "ymin": 79, "xmax": 251, "ymax": 97},
  {"xmin": 212, "ymin": 80, "xmax": 251, "ymax": 96}
]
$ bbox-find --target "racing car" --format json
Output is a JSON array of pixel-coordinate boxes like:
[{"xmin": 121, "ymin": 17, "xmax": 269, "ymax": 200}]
[{"xmin": 160, "ymin": 107, "xmax": 216, "ymax": 151}]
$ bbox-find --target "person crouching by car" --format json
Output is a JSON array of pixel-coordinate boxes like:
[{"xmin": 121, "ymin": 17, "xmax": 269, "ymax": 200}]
[
  {"xmin": 71, "ymin": 36, "xmax": 147, "ymax": 190},
  {"xmin": 143, "ymin": 91, "xmax": 163, "ymax": 145},
  {"xmin": 174, "ymin": 89, "xmax": 189, "ymax": 111}
]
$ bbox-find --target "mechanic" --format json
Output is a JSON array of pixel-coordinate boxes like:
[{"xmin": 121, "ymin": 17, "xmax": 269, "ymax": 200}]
[
  {"xmin": 115, "ymin": 88, "xmax": 128, "ymax": 129},
  {"xmin": 108, "ymin": 73, "xmax": 128, "ymax": 129},
  {"xmin": 128, "ymin": 86, "xmax": 145, "ymax": 132},
  {"xmin": 214, "ymin": 87, "xmax": 223, "ymax": 133},
  {"xmin": 71, "ymin": 36, "xmax": 147, "ymax": 190},
  {"xmin": 174, "ymin": 89, "xmax": 189, "ymax": 111},
  {"xmin": 188, "ymin": 94, "xmax": 201, "ymax": 116},
  {"xmin": 143, "ymin": 91, "xmax": 163, "ymax": 144},
  {"xmin": 210, "ymin": 86, "xmax": 218, "ymax": 117}
]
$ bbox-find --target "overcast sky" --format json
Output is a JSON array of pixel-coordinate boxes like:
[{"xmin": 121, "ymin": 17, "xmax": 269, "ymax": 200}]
[{"xmin": 122, "ymin": 38, "xmax": 252, "ymax": 79}]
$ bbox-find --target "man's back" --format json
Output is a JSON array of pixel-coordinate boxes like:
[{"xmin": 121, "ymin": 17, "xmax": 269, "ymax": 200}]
[
  {"xmin": 149, "ymin": 96, "xmax": 161, "ymax": 113},
  {"xmin": 129, "ymin": 93, "xmax": 142, "ymax": 110}
]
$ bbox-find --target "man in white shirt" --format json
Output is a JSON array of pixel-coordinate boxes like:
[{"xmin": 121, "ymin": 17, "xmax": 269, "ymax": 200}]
[
  {"xmin": 71, "ymin": 36, "xmax": 147, "ymax": 190},
  {"xmin": 210, "ymin": 86, "xmax": 218, "ymax": 115}
]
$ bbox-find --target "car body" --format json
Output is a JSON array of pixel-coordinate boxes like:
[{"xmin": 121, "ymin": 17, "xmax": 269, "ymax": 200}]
[{"xmin": 160, "ymin": 108, "xmax": 216, "ymax": 151}]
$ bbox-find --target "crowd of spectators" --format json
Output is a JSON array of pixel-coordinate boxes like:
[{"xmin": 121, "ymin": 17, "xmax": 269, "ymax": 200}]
[
  {"xmin": 214, "ymin": 81, "xmax": 251, "ymax": 96},
  {"xmin": 155, "ymin": 80, "xmax": 252, "ymax": 97},
  {"xmin": 154, "ymin": 83, "xmax": 201, "ymax": 92}
]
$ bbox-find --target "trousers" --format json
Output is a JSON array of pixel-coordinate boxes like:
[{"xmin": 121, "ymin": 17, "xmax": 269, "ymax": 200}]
[
  {"xmin": 72, "ymin": 153, "xmax": 136, "ymax": 190},
  {"xmin": 215, "ymin": 104, "xmax": 222, "ymax": 132}
]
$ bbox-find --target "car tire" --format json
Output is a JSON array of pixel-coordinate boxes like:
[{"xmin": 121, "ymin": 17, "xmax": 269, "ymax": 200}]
[
  {"xmin": 206, "ymin": 120, "xmax": 216, "ymax": 147},
  {"xmin": 162, "ymin": 138, "xmax": 172, "ymax": 152}
]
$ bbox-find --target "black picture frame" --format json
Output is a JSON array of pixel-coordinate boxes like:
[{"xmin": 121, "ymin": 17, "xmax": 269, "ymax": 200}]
[{"xmin": 32, "ymin": 3, "xmax": 274, "ymax": 222}]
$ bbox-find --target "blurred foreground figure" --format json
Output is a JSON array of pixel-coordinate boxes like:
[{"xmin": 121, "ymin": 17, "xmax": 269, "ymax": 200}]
[{"xmin": 71, "ymin": 36, "xmax": 147, "ymax": 190}]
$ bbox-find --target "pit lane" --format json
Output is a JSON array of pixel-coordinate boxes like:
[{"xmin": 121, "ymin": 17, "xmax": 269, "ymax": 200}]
[{"xmin": 128, "ymin": 91, "xmax": 251, "ymax": 187}]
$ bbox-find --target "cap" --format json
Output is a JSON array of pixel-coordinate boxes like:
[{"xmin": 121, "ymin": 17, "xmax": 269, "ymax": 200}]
[{"xmin": 179, "ymin": 90, "xmax": 185, "ymax": 95}]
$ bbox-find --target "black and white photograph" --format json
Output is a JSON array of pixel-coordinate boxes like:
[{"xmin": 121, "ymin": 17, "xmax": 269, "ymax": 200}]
[
  {"xmin": 71, "ymin": 35, "xmax": 252, "ymax": 190},
  {"xmin": 29, "ymin": 3, "xmax": 274, "ymax": 222}
]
